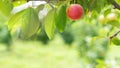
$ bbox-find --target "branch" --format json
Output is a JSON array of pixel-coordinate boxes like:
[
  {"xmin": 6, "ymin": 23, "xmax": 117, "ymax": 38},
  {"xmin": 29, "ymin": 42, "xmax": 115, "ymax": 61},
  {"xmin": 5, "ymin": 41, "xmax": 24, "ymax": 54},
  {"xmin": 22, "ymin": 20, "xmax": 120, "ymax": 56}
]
[
  {"xmin": 112, "ymin": 0, "xmax": 120, "ymax": 10},
  {"xmin": 110, "ymin": 30, "xmax": 120, "ymax": 39}
]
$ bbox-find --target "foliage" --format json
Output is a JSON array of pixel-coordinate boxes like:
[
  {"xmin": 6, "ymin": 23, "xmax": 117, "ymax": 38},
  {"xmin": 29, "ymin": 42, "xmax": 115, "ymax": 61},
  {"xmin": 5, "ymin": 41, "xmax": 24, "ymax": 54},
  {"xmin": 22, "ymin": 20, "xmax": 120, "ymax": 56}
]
[
  {"xmin": 8, "ymin": 7, "xmax": 40, "ymax": 39},
  {"xmin": 61, "ymin": 30, "xmax": 74, "ymax": 45},
  {"xmin": 0, "ymin": 0, "xmax": 13, "ymax": 16},
  {"xmin": 35, "ymin": 30, "xmax": 49, "ymax": 44},
  {"xmin": 0, "ymin": 0, "xmax": 118, "ymax": 40},
  {"xmin": 71, "ymin": 18, "xmax": 109, "ymax": 67}
]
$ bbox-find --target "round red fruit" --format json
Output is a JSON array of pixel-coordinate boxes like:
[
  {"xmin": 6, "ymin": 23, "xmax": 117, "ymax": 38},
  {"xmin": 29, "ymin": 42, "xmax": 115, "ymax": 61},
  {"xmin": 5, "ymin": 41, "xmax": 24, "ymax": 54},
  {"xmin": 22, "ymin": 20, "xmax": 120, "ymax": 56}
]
[{"xmin": 66, "ymin": 4, "xmax": 84, "ymax": 20}]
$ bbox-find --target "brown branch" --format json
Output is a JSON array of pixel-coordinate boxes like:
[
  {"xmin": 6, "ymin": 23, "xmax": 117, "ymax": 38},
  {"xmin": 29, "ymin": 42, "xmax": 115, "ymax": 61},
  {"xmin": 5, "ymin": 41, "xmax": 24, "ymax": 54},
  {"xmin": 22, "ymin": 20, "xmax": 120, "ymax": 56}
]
[
  {"xmin": 110, "ymin": 30, "xmax": 120, "ymax": 39},
  {"xmin": 109, "ymin": 1, "xmax": 120, "ymax": 38},
  {"xmin": 112, "ymin": 0, "xmax": 120, "ymax": 10}
]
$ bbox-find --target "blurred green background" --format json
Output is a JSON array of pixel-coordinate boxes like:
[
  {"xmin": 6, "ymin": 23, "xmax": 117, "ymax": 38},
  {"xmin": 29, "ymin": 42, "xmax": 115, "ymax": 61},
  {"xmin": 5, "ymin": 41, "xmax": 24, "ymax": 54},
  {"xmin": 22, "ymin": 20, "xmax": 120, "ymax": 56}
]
[{"xmin": 0, "ymin": 19, "xmax": 119, "ymax": 68}]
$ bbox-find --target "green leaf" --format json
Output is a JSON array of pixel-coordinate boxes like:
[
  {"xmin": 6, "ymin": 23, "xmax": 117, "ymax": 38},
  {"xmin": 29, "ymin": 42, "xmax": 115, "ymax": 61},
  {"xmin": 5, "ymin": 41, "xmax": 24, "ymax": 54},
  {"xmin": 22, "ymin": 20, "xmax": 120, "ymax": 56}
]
[
  {"xmin": 104, "ymin": 9, "xmax": 111, "ymax": 16},
  {"xmin": 13, "ymin": 1, "xmax": 27, "ymax": 7},
  {"xmin": 44, "ymin": 9, "xmax": 56, "ymax": 39},
  {"xmin": 35, "ymin": 4, "xmax": 45, "ymax": 14},
  {"xmin": 116, "ymin": 0, "xmax": 120, "ymax": 4},
  {"xmin": 0, "ymin": 12, "xmax": 7, "ymax": 23},
  {"xmin": 107, "ymin": 20, "xmax": 120, "ymax": 27},
  {"xmin": 8, "ymin": 7, "xmax": 40, "ymax": 39},
  {"xmin": 111, "ymin": 37, "xmax": 120, "ymax": 45},
  {"xmin": 0, "ymin": 0, "xmax": 13, "ymax": 16},
  {"xmin": 55, "ymin": 4, "xmax": 67, "ymax": 32}
]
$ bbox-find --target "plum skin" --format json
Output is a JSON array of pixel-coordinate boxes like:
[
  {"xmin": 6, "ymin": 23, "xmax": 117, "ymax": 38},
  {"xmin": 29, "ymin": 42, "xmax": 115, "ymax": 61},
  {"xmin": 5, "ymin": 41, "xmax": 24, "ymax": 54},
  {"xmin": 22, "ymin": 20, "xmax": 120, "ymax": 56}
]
[{"xmin": 66, "ymin": 4, "xmax": 84, "ymax": 20}]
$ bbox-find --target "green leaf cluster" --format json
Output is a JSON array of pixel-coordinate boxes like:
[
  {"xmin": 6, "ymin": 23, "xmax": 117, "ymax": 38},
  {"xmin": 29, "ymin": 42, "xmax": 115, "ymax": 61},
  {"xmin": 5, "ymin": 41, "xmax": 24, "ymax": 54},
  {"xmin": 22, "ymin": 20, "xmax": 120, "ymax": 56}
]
[
  {"xmin": 8, "ymin": 7, "xmax": 40, "ymax": 39},
  {"xmin": 77, "ymin": 0, "xmax": 108, "ymax": 12},
  {"xmin": 44, "ymin": 4, "xmax": 67, "ymax": 39}
]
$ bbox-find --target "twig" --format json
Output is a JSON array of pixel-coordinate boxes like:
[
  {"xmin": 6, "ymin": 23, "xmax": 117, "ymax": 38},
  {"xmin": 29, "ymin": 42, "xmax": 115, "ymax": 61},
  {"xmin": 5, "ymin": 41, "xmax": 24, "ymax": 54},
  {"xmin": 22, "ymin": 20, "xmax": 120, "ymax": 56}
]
[
  {"xmin": 112, "ymin": 0, "xmax": 120, "ymax": 10},
  {"xmin": 110, "ymin": 30, "xmax": 120, "ymax": 39}
]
